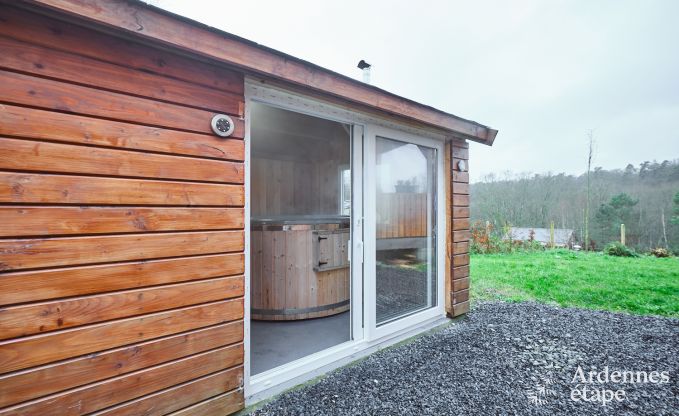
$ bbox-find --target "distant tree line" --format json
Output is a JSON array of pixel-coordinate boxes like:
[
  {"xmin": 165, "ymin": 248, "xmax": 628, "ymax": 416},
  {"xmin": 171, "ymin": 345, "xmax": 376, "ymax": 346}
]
[{"xmin": 470, "ymin": 159, "xmax": 679, "ymax": 252}]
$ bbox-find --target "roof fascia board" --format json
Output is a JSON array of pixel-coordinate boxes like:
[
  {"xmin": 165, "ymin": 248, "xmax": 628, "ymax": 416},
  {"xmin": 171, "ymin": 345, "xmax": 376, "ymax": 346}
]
[{"xmin": 25, "ymin": 0, "xmax": 497, "ymax": 145}]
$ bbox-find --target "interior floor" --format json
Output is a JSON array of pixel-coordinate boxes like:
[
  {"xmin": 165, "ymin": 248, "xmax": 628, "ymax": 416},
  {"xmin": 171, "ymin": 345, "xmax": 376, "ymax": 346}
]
[{"xmin": 251, "ymin": 312, "xmax": 351, "ymax": 376}]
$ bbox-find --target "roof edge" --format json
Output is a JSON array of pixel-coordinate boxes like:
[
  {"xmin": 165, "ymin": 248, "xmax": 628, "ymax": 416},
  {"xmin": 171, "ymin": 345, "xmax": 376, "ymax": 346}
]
[{"xmin": 25, "ymin": 0, "xmax": 498, "ymax": 145}]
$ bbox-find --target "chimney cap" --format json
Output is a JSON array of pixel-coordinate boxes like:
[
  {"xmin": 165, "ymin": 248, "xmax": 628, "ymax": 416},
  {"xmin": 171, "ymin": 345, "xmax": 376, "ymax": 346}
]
[{"xmin": 357, "ymin": 60, "xmax": 371, "ymax": 70}]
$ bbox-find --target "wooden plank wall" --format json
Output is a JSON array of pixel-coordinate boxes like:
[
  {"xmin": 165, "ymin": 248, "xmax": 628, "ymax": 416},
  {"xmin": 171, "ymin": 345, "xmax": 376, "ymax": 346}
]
[
  {"xmin": 251, "ymin": 157, "xmax": 345, "ymax": 217},
  {"xmin": 0, "ymin": 5, "xmax": 245, "ymax": 415},
  {"xmin": 449, "ymin": 140, "xmax": 471, "ymax": 316},
  {"xmin": 376, "ymin": 193, "xmax": 427, "ymax": 239}
]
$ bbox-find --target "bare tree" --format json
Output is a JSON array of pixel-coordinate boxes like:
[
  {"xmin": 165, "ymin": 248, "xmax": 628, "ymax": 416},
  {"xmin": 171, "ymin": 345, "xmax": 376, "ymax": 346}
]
[
  {"xmin": 661, "ymin": 208, "xmax": 669, "ymax": 248},
  {"xmin": 584, "ymin": 130, "xmax": 594, "ymax": 250}
]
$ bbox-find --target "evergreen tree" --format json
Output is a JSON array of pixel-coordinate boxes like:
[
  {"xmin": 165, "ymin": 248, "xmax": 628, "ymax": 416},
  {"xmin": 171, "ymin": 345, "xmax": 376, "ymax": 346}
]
[{"xmin": 595, "ymin": 193, "xmax": 639, "ymax": 245}]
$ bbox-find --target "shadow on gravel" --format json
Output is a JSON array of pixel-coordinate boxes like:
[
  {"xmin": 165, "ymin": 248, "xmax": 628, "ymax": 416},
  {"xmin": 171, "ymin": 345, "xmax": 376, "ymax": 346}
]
[{"xmin": 247, "ymin": 301, "xmax": 678, "ymax": 416}]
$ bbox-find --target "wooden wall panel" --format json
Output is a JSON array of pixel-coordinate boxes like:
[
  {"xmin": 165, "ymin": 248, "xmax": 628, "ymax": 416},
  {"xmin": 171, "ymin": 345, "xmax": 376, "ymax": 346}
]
[
  {"xmin": 0, "ymin": 70, "xmax": 239, "ymax": 134},
  {"xmin": 0, "ymin": 173, "xmax": 244, "ymax": 206},
  {"xmin": 0, "ymin": 231, "xmax": 243, "ymax": 270},
  {"xmin": 0, "ymin": 105, "xmax": 245, "ymax": 159},
  {"xmin": 448, "ymin": 139, "xmax": 471, "ymax": 317},
  {"xmin": 0, "ymin": 299, "xmax": 243, "ymax": 373},
  {"xmin": 0, "ymin": 277, "xmax": 243, "ymax": 340},
  {"xmin": 1, "ymin": 345, "xmax": 243, "ymax": 416},
  {"xmin": 0, "ymin": 4, "xmax": 245, "ymax": 415},
  {"xmin": 0, "ymin": 37, "xmax": 239, "ymax": 113},
  {"xmin": 97, "ymin": 368, "xmax": 243, "ymax": 416},
  {"xmin": 251, "ymin": 155, "xmax": 347, "ymax": 217},
  {"xmin": 0, "ymin": 253, "xmax": 244, "ymax": 306},
  {"xmin": 0, "ymin": 5, "xmax": 244, "ymax": 95},
  {"xmin": 0, "ymin": 207, "xmax": 244, "ymax": 237},
  {"xmin": 168, "ymin": 390, "xmax": 244, "ymax": 416},
  {"xmin": 0, "ymin": 138, "xmax": 244, "ymax": 184},
  {"xmin": 0, "ymin": 323, "xmax": 242, "ymax": 407}
]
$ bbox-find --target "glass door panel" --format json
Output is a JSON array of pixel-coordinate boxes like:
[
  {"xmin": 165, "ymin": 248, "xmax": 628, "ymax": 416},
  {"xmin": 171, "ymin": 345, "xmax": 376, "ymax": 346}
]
[{"xmin": 375, "ymin": 136, "xmax": 437, "ymax": 325}]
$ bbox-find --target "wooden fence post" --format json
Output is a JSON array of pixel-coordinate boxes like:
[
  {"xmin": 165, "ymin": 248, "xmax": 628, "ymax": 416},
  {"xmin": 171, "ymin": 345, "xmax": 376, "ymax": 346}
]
[
  {"xmin": 621, "ymin": 223, "xmax": 626, "ymax": 246},
  {"xmin": 550, "ymin": 221, "xmax": 555, "ymax": 248}
]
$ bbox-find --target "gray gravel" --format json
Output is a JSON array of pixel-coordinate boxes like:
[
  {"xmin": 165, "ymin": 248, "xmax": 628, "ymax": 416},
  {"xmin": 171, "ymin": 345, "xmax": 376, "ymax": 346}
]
[{"xmin": 249, "ymin": 302, "xmax": 678, "ymax": 415}]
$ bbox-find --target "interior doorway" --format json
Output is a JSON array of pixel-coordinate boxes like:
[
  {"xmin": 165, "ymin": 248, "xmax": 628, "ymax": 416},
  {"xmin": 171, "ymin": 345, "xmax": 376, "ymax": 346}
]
[{"xmin": 249, "ymin": 102, "xmax": 355, "ymax": 375}]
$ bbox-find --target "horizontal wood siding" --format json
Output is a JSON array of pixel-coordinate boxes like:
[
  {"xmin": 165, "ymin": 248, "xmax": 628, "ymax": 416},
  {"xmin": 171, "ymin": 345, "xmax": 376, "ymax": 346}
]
[
  {"xmin": 0, "ymin": 5, "xmax": 245, "ymax": 415},
  {"xmin": 376, "ymin": 193, "xmax": 427, "ymax": 239},
  {"xmin": 449, "ymin": 140, "xmax": 471, "ymax": 317}
]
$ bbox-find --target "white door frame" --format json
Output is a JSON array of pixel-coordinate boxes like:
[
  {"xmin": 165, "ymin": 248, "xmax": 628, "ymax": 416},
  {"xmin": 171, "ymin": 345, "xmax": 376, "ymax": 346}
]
[
  {"xmin": 363, "ymin": 125, "xmax": 446, "ymax": 341},
  {"xmin": 244, "ymin": 81, "xmax": 366, "ymax": 398},
  {"xmin": 244, "ymin": 79, "xmax": 448, "ymax": 401}
]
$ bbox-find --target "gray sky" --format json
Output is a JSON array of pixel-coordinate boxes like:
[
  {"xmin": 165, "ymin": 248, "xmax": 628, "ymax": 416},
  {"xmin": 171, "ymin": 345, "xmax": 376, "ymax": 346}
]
[{"xmin": 154, "ymin": 0, "xmax": 679, "ymax": 182}]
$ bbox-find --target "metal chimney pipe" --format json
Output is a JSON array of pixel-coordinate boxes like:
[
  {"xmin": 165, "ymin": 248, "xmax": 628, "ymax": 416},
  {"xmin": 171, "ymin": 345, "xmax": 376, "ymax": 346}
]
[{"xmin": 357, "ymin": 60, "xmax": 371, "ymax": 84}]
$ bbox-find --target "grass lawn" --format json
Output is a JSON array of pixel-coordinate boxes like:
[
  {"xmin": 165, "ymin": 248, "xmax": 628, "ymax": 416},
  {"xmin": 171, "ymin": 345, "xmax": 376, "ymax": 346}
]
[{"xmin": 470, "ymin": 249, "xmax": 679, "ymax": 317}]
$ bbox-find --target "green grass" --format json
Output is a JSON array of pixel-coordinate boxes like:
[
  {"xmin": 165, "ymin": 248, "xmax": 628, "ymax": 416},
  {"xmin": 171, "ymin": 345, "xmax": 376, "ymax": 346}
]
[{"xmin": 471, "ymin": 249, "xmax": 679, "ymax": 317}]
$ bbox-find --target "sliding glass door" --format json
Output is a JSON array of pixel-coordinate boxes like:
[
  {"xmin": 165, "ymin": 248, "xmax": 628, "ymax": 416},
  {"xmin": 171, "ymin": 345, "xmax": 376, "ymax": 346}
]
[{"xmin": 364, "ymin": 126, "xmax": 445, "ymax": 337}]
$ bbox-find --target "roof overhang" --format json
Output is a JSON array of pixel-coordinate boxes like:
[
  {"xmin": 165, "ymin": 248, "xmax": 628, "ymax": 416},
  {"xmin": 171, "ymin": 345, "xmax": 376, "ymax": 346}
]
[{"xmin": 23, "ymin": 0, "xmax": 498, "ymax": 145}]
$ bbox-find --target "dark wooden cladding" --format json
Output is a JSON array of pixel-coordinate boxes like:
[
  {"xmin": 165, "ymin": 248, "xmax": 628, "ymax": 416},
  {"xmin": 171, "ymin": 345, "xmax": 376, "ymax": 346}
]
[
  {"xmin": 449, "ymin": 142, "xmax": 471, "ymax": 317},
  {"xmin": 453, "ymin": 254, "xmax": 470, "ymax": 267},
  {"xmin": 453, "ymin": 230, "xmax": 472, "ymax": 243},
  {"xmin": 454, "ymin": 183, "xmax": 470, "ymax": 195},
  {"xmin": 453, "ymin": 289, "xmax": 469, "ymax": 304},
  {"xmin": 0, "ymin": 4, "xmax": 245, "ymax": 414},
  {"xmin": 452, "ymin": 194, "xmax": 470, "ymax": 207},
  {"xmin": 0, "ymin": 105, "xmax": 245, "ymax": 159},
  {"xmin": 0, "ymin": 173, "xmax": 245, "ymax": 206},
  {"xmin": 453, "ymin": 206, "xmax": 471, "ymax": 218},
  {"xmin": 454, "ymin": 265, "xmax": 471, "ymax": 279},
  {"xmin": 452, "ymin": 241, "xmax": 470, "ymax": 254},
  {"xmin": 453, "ymin": 171, "xmax": 469, "ymax": 183},
  {"xmin": 453, "ymin": 218, "xmax": 470, "ymax": 231},
  {"xmin": 453, "ymin": 278, "xmax": 470, "ymax": 292},
  {"xmin": 452, "ymin": 146, "xmax": 469, "ymax": 160}
]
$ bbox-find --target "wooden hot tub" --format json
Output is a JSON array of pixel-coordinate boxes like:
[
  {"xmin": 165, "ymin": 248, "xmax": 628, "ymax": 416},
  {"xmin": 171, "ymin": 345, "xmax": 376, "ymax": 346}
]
[{"xmin": 250, "ymin": 216, "xmax": 350, "ymax": 321}]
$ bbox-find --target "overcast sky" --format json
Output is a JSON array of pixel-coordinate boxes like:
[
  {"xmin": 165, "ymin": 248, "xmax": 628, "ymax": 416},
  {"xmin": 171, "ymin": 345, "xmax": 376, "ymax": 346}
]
[{"xmin": 153, "ymin": 0, "xmax": 679, "ymax": 182}]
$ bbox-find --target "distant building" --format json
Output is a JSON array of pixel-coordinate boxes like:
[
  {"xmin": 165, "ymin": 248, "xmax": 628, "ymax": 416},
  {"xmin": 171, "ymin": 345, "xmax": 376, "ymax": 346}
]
[{"xmin": 505, "ymin": 227, "xmax": 576, "ymax": 248}]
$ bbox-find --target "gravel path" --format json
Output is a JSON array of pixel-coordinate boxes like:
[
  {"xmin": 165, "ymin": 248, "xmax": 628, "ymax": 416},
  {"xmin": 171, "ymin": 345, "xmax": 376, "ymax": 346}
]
[{"xmin": 249, "ymin": 302, "xmax": 678, "ymax": 415}]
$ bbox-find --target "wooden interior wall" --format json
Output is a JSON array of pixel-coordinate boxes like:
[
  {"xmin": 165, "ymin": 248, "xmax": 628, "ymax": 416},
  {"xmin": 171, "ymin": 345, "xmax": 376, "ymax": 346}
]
[
  {"xmin": 0, "ymin": 5, "xmax": 245, "ymax": 416},
  {"xmin": 449, "ymin": 140, "xmax": 471, "ymax": 316},
  {"xmin": 251, "ymin": 157, "xmax": 345, "ymax": 217}
]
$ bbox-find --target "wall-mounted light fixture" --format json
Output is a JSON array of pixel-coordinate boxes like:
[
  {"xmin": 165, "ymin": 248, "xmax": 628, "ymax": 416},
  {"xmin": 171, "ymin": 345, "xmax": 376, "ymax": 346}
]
[
  {"xmin": 457, "ymin": 160, "xmax": 467, "ymax": 172},
  {"xmin": 210, "ymin": 114, "xmax": 235, "ymax": 137}
]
